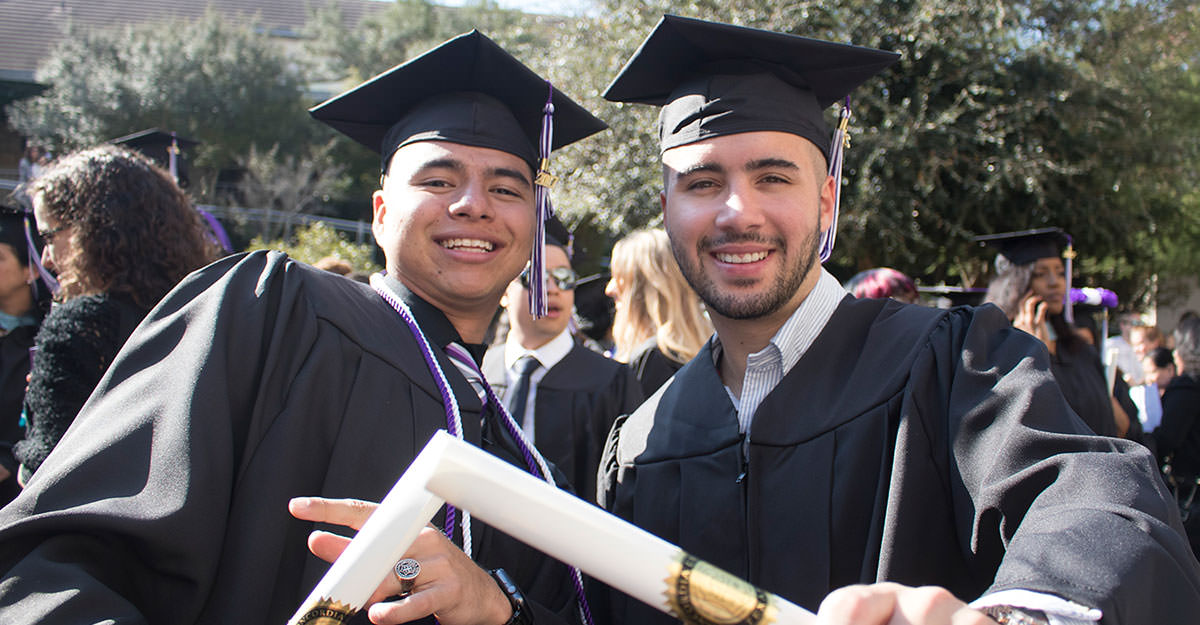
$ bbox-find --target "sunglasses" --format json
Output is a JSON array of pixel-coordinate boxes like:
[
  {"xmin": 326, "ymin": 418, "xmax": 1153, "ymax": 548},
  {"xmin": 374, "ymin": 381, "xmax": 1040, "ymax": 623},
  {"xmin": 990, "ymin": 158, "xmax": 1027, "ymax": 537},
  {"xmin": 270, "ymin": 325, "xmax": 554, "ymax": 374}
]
[{"xmin": 519, "ymin": 266, "xmax": 578, "ymax": 291}]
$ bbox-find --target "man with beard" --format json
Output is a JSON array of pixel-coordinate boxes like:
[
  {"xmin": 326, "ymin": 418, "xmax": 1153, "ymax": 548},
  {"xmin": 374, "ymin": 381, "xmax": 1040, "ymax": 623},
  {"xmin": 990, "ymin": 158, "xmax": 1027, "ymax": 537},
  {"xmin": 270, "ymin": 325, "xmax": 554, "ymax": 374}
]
[{"xmin": 597, "ymin": 15, "xmax": 1200, "ymax": 625}]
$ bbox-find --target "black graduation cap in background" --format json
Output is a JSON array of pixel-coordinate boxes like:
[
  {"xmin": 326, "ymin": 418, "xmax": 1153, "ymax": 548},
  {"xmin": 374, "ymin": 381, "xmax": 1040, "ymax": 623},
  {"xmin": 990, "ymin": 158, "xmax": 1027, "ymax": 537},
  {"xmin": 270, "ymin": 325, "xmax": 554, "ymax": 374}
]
[
  {"xmin": 603, "ymin": 14, "xmax": 900, "ymax": 160},
  {"xmin": 544, "ymin": 212, "xmax": 572, "ymax": 255},
  {"xmin": 974, "ymin": 227, "xmax": 1069, "ymax": 267},
  {"xmin": 0, "ymin": 203, "xmax": 31, "ymax": 264},
  {"xmin": 309, "ymin": 29, "xmax": 607, "ymax": 172},
  {"xmin": 572, "ymin": 271, "xmax": 615, "ymax": 345},
  {"xmin": 110, "ymin": 128, "xmax": 199, "ymax": 187},
  {"xmin": 0, "ymin": 201, "xmax": 57, "ymax": 298}
]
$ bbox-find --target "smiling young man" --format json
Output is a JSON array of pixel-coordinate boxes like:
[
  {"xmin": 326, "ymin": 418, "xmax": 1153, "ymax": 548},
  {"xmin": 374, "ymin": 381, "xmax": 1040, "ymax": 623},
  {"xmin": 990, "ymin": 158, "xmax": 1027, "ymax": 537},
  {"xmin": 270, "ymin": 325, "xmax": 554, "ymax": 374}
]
[
  {"xmin": 0, "ymin": 32, "xmax": 605, "ymax": 625},
  {"xmin": 482, "ymin": 230, "xmax": 642, "ymax": 502},
  {"xmin": 597, "ymin": 15, "xmax": 1200, "ymax": 625}
]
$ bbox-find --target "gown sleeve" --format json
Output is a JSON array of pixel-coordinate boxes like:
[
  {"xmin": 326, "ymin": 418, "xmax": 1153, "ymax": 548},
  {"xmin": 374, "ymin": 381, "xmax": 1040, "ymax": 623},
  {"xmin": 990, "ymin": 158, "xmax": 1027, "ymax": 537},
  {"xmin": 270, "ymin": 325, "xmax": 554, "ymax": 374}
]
[
  {"xmin": 0, "ymin": 251, "xmax": 319, "ymax": 624},
  {"xmin": 927, "ymin": 306, "xmax": 1200, "ymax": 621}
]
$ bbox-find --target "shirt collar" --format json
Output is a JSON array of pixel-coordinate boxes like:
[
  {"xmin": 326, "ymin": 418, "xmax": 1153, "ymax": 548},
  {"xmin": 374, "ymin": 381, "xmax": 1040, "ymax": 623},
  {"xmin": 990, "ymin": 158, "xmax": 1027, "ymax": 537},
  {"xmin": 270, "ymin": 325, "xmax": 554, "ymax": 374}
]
[
  {"xmin": 381, "ymin": 274, "xmax": 487, "ymax": 364},
  {"xmin": 505, "ymin": 327, "xmax": 574, "ymax": 370},
  {"xmin": 711, "ymin": 267, "xmax": 847, "ymax": 375}
]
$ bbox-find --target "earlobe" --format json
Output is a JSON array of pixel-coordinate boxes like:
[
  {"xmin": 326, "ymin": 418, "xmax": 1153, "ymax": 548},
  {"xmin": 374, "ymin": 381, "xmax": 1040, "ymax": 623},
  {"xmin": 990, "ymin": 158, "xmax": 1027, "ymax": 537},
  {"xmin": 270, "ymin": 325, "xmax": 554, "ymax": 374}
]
[{"xmin": 659, "ymin": 191, "xmax": 668, "ymax": 223}]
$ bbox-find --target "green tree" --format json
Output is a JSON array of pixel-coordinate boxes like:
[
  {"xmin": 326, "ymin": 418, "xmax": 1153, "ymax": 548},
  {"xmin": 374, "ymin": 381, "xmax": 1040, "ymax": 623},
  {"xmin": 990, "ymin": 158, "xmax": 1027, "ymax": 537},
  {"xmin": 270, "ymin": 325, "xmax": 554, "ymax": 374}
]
[
  {"xmin": 7, "ymin": 10, "xmax": 316, "ymax": 198},
  {"xmin": 246, "ymin": 221, "xmax": 381, "ymax": 273},
  {"xmin": 549, "ymin": 1, "xmax": 1200, "ymax": 300}
]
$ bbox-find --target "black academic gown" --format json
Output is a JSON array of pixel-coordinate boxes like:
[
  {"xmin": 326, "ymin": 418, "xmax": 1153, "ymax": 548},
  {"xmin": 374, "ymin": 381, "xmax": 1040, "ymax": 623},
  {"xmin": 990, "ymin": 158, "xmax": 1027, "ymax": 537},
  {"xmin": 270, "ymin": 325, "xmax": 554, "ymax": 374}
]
[
  {"xmin": 600, "ymin": 296, "xmax": 1200, "ymax": 624},
  {"xmin": 483, "ymin": 341, "xmax": 642, "ymax": 504},
  {"xmin": 0, "ymin": 251, "xmax": 575, "ymax": 625},
  {"xmin": 627, "ymin": 338, "xmax": 685, "ymax": 398},
  {"xmin": 1049, "ymin": 339, "xmax": 1119, "ymax": 438},
  {"xmin": 0, "ymin": 323, "xmax": 36, "ymax": 505}
]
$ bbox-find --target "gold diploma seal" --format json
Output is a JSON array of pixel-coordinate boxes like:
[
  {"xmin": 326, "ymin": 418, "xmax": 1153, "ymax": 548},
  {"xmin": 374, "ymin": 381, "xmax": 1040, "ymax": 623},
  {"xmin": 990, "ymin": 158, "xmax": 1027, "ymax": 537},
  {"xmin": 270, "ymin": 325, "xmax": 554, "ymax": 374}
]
[
  {"xmin": 291, "ymin": 597, "xmax": 357, "ymax": 625},
  {"xmin": 663, "ymin": 553, "xmax": 777, "ymax": 625}
]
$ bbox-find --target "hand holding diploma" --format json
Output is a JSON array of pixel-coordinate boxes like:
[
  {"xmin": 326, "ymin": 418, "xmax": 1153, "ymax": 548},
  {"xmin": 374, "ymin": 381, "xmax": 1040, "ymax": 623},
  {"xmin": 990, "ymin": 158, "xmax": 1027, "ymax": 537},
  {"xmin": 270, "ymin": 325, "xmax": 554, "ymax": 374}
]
[{"xmin": 289, "ymin": 497, "xmax": 513, "ymax": 625}]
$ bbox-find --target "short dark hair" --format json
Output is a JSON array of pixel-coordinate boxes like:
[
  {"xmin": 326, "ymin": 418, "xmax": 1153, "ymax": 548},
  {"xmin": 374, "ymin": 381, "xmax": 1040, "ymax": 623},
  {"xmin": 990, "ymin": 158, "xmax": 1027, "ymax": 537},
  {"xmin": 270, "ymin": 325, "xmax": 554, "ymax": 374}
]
[{"xmin": 1147, "ymin": 346, "xmax": 1175, "ymax": 370}]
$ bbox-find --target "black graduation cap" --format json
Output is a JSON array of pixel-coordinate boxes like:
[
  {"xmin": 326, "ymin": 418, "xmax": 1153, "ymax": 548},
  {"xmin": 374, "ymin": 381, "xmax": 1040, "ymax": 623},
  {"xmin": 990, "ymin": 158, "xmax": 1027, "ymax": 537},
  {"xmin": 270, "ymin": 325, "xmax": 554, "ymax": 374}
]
[
  {"xmin": 603, "ymin": 14, "xmax": 900, "ymax": 160},
  {"xmin": 572, "ymin": 271, "xmax": 615, "ymax": 345},
  {"xmin": 0, "ymin": 204, "xmax": 30, "ymax": 263},
  {"xmin": 309, "ymin": 29, "xmax": 607, "ymax": 172},
  {"xmin": 110, "ymin": 128, "xmax": 199, "ymax": 186},
  {"xmin": 974, "ymin": 227, "xmax": 1069, "ymax": 267},
  {"xmin": 544, "ymin": 212, "xmax": 572, "ymax": 255},
  {"xmin": 0, "ymin": 201, "xmax": 57, "ymax": 297}
]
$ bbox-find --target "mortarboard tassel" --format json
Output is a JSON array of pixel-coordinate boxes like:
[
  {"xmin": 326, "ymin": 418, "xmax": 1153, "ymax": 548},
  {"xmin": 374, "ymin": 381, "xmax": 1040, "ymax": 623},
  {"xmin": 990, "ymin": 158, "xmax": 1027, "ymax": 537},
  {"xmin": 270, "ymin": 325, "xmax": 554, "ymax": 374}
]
[
  {"xmin": 1063, "ymin": 235, "xmax": 1076, "ymax": 323},
  {"xmin": 819, "ymin": 98, "xmax": 851, "ymax": 263},
  {"xmin": 167, "ymin": 133, "xmax": 181, "ymax": 183},
  {"xmin": 529, "ymin": 81, "xmax": 557, "ymax": 319},
  {"xmin": 22, "ymin": 211, "xmax": 58, "ymax": 297}
]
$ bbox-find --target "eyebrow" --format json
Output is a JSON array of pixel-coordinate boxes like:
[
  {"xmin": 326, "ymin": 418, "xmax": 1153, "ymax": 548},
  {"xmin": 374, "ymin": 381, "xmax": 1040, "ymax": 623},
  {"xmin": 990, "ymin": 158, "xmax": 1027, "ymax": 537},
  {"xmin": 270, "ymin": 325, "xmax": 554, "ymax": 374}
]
[
  {"xmin": 745, "ymin": 157, "xmax": 800, "ymax": 172},
  {"xmin": 674, "ymin": 162, "xmax": 726, "ymax": 178},
  {"xmin": 411, "ymin": 158, "xmax": 531, "ymax": 189},
  {"xmin": 490, "ymin": 166, "xmax": 532, "ymax": 189}
]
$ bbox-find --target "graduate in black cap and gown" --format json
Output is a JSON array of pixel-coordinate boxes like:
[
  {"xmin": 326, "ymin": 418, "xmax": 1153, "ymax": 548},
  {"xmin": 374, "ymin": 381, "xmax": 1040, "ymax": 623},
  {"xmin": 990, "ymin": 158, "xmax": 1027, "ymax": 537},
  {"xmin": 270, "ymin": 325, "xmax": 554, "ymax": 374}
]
[
  {"xmin": 0, "ymin": 205, "xmax": 50, "ymax": 506},
  {"xmin": 979, "ymin": 228, "xmax": 1134, "ymax": 439},
  {"xmin": 0, "ymin": 31, "xmax": 606, "ymax": 625},
  {"xmin": 598, "ymin": 15, "xmax": 1200, "ymax": 625},
  {"xmin": 482, "ymin": 222, "xmax": 643, "ymax": 503}
]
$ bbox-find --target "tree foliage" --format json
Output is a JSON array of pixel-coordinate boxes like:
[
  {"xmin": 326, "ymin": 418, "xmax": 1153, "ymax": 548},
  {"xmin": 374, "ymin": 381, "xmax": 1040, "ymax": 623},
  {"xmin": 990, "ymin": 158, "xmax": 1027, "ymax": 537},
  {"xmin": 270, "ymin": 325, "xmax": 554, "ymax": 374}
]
[
  {"xmin": 6, "ymin": 10, "xmax": 316, "ymax": 199},
  {"xmin": 222, "ymin": 141, "xmax": 350, "ymax": 241},
  {"xmin": 543, "ymin": 0, "xmax": 1200, "ymax": 303},
  {"xmin": 246, "ymin": 221, "xmax": 381, "ymax": 273},
  {"xmin": 19, "ymin": 0, "xmax": 1191, "ymax": 302}
]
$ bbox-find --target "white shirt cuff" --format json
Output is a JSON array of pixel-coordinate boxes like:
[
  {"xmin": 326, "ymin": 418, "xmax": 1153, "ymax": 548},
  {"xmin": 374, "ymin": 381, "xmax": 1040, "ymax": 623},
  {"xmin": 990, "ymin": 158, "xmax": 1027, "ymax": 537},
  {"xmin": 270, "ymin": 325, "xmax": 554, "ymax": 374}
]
[{"xmin": 970, "ymin": 589, "xmax": 1102, "ymax": 625}]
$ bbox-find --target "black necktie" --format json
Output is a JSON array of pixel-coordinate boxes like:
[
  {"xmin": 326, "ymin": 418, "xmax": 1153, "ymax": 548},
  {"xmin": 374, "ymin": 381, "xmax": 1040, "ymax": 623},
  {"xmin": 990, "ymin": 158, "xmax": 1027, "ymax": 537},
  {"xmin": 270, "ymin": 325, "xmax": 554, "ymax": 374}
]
[{"xmin": 507, "ymin": 355, "xmax": 541, "ymax": 438}]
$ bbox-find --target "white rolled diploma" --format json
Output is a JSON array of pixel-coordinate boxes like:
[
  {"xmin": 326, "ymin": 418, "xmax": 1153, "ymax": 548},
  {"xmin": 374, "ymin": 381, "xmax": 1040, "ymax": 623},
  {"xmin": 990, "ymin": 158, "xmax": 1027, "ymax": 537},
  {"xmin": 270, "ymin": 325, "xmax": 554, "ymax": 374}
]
[{"xmin": 288, "ymin": 430, "xmax": 817, "ymax": 624}]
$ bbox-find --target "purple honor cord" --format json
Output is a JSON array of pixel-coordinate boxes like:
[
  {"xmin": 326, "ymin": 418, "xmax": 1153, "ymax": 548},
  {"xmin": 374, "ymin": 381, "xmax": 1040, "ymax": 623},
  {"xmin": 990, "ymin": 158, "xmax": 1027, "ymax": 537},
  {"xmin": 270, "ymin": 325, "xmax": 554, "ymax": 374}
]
[
  {"xmin": 370, "ymin": 275, "xmax": 468, "ymax": 548},
  {"xmin": 370, "ymin": 275, "xmax": 593, "ymax": 625}
]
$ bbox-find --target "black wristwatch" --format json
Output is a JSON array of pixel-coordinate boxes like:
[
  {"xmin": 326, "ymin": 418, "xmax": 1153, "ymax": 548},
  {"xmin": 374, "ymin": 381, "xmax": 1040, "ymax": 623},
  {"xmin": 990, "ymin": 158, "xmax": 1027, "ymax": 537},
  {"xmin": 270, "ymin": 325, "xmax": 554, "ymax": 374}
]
[
  {"xmin": 980, "ymin": 605, "xmax": 1050, "ymax": 625},
  {"xmin": 489, "ymin": 567, "xmax": 533, "ymax": 625}
]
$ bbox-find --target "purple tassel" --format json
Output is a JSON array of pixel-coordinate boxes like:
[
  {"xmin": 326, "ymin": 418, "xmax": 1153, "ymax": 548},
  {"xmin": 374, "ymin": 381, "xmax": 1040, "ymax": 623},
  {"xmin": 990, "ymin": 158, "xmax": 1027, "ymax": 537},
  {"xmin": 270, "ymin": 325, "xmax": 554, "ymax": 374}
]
[
  {"xmin": 195, "ymin": 207, "xmax": 234, "ymax": 253},
  {"xmin": 529, "ymin": 81, "xmax": 556, "ymax": 319},
  {"xmin": 1063, "ymin": 235, "xmax": 1075, "ymax": 323},
  {"xmin": 820, "ymin": 98, "xmax": 851, "ymax": 263}
]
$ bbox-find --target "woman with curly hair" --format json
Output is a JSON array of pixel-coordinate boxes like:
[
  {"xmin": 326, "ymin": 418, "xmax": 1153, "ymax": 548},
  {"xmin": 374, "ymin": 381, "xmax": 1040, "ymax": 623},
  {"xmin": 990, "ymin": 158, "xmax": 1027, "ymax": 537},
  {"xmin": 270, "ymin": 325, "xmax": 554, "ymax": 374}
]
[
  {"xmin": 606, "ymin": 228, "xmax": 712, "ymax": 395},
  {"xmin": 14, "ymin": 145, "xmax": 217, "ymax": 482},
  {"xmin": 980, "ymin": 228, "xmax": 1133, "ymax": 439}
]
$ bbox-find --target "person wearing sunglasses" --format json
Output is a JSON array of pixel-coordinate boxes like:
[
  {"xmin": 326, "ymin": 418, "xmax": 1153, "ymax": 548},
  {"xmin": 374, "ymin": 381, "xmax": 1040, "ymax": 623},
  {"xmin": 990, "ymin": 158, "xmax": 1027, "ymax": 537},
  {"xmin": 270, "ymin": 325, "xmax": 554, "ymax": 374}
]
[{"xmin": 483, "ymin": 227, "xmax": 643, "ymax": 502}]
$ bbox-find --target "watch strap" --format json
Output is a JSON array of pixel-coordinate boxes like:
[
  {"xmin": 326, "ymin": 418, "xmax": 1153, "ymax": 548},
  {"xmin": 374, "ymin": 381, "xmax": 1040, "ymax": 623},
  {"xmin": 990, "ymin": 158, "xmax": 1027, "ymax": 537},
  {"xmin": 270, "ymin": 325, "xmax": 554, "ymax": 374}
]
[
  {"xmin": 980, "ymin": 605, "xmax": 1050, "ymax": 625},
  {"xmin": 489, "ymin": 567, "xmax": 533, "ymax": 625}
]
